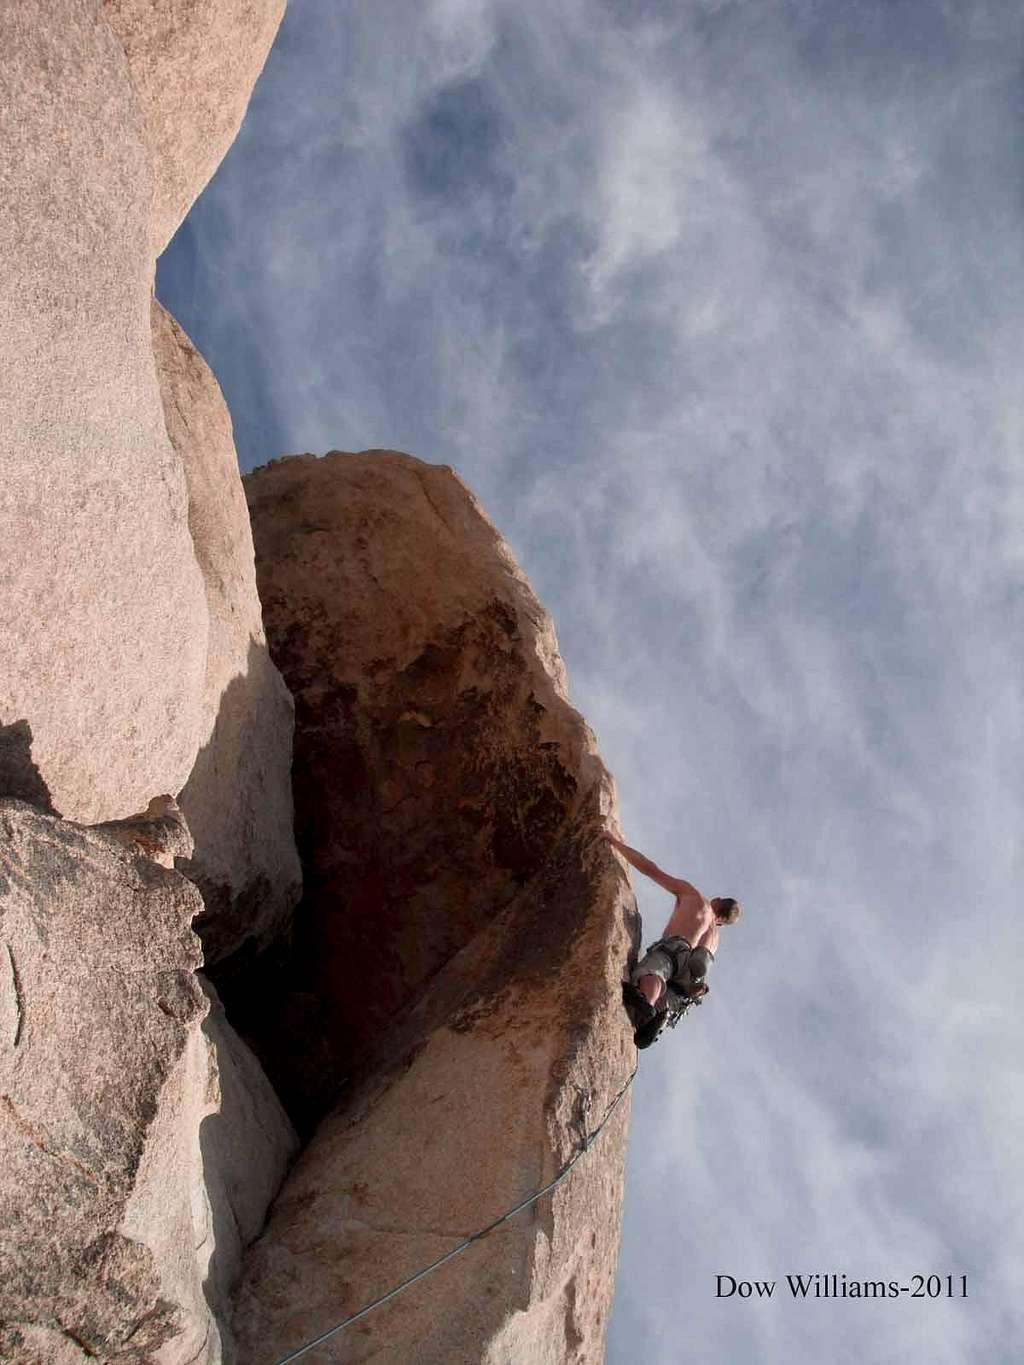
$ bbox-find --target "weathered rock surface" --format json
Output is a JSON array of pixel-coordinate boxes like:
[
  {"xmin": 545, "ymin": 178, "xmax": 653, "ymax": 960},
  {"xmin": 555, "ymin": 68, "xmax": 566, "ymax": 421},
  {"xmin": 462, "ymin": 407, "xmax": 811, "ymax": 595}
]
[
  {"xmin": 232, "ymin": 451, "xmax": 636, "ymax": 1363},
  {"xmin": 0, "ymin": 0, "xmax": 209, "ymax": 824},
  {"xmin": 239, "ymin": 451, "xmax": 602, "ymax": 1116},
  {"xmin": 4, "ymin": 2, "xmax": 309, "ymax": 1361},
  {"xmin": 0, "ymin": 3, "xmax": 297, "ymax": 966},
  {"xmin": 0, "ymin": 798, "xmax": 297, "ymax": 1364},
  {"xmin": 101, "ymin": 0, "xmax": 287, "ymax": 255},
  {"xmin": 151, "ymin": 299, "xmax": 301, "ymax": 966},
  {"xmin": 195, "ymin": 984, "xmax": 301, "ymax": 1361}
]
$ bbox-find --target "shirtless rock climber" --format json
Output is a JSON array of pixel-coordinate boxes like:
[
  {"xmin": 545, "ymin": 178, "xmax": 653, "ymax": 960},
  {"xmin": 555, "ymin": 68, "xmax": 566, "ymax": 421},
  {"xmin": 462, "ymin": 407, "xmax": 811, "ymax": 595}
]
[{"xmin": 602, "ymin": 829, "xmax": 742, "ymax": 1045}]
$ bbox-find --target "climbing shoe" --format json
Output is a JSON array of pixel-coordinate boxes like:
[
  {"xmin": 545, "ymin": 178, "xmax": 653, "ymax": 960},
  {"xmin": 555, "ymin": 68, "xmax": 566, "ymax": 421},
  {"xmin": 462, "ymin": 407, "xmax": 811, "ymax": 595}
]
[
  {"xmin": 633, "ymin": 1008, "xmax": 670, "ymax": 1050},
  {"xmin": 622, "ymin": 981, "xmax": 667, "ymax": 1049},
  {"xmin": 622, "ymin": 980, "xmax": 657, "ymax": 1027}
]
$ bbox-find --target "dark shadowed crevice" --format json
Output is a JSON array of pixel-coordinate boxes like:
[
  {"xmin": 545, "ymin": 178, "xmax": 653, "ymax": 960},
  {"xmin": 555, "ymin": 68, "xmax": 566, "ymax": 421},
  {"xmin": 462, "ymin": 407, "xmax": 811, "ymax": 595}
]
[
  {"xmin": 0, "ymin": 719, "xmax": 56, "ymax": 813},
  {"xmin": 175, "ymin": 637, "xmax": 301, "ymax": 972}
]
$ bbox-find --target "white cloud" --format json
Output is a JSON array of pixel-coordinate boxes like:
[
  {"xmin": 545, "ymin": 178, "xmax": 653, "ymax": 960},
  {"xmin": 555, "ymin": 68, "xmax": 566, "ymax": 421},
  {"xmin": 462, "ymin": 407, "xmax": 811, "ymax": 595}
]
[
  {"xmin": 580, "ymin": 88, "xmax": 707, "ymax": 308},
  {"xmin": 425, "ymin": 0, "xmax": 499, "ymax": 82}
]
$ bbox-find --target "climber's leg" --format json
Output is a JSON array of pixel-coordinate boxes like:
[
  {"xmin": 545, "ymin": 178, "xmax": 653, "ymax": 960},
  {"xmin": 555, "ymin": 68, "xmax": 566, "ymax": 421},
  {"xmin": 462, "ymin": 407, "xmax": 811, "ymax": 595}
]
[
  {"xmin": 673, "ymin": 944, "xmax": 713, "ymax": 998},
  {"xmin": 636, "ymin": 974, "xmax": 664, "ymax": 1007},
  {"xmin": 686, "ymin": 945, "xmax": 714, "ymax": 983}
]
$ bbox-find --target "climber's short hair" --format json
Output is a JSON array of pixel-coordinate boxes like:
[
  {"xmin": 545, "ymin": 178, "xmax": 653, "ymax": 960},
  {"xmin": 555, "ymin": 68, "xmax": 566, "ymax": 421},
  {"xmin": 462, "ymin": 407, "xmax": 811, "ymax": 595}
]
[{"xmin": 714, "ymin": 897, "xmax": 742, "ymax": 925}]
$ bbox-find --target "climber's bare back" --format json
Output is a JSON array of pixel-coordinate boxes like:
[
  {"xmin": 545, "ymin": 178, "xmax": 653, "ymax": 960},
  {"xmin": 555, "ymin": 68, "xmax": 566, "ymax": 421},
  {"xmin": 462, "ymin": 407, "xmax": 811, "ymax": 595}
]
[{"xmin": 663, "ymin": 883, "xmax": 720, "ymax": 954}]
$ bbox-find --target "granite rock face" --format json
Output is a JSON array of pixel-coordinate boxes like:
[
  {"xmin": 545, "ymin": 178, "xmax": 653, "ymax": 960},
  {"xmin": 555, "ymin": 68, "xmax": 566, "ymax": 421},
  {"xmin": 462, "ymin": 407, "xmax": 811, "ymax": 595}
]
[
  {"xmin": 0, "ymin": 1, "xmax": 297, "ymax": 964},
  {"xmin": 240, "ymin": 451, "xmax": 599, "ymax": 1115},
  {"xmin": 101, "ymin": 0, "xmax": 287, "ymax": 254},
  {"xmin": 0, "ymin": 0, "xmax": 209, "ymax": 824},
  {"xmin": 151, "ymin": 300, "xmax": 301, "ymax": 967},
  {"xmin": 233, "ymin": 451, "xmax": 636, "ymax": 1363},
  {"xmin": 2, "ymin": 4, "xmax": 302, "ymax": 1362},
  {"xmin": 0, "ymin": 797, "xmax": 297, "ymax": 1365}
]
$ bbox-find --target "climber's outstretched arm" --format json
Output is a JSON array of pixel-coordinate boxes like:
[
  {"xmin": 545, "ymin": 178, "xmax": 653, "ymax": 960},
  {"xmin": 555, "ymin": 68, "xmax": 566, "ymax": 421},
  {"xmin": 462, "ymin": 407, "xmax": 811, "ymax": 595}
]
[{"xmin": 602, "ymin": 831, "xmax": 695, "ymax": 897}]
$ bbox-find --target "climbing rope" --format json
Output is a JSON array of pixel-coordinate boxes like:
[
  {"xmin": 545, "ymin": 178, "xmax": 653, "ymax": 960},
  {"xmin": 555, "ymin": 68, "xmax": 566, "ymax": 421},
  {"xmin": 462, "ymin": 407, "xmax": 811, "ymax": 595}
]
[{"xmin": 272, "ymin": 1054, "xmax": 639, "ymax": 1365}]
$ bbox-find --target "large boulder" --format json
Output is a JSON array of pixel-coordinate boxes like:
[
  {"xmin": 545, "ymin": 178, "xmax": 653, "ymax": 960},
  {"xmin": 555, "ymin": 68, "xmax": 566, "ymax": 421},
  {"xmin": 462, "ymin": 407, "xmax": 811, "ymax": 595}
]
[
  {"xmin": 0, "ymin": 6, "xmax": 298, "ymax": 1362},
  {"xmin": 151, "ymin": 300, "xmax": 301, "ymax": 967},
  {"xmin": 0, "ymin": 797, "xmax": 297, "ymax": 1365},
  {"xmin": 232, "ymin": 451, "xmax": 636, "ymax": 1362},
  {"xmin": 239, "ymin": 451, "xmax": 602, "ymax": 1114},
  {"xmin": 0, "ymin": 0, "xmax": 209, "ymax": 824},
  {"xmin": 101, "ymin": 0, "xmax": 287, "ymax": 254},
  {"xmin": 0, "ymin": 3, "xmax": 297, "ymax": 964},
  {"xmin": 233, "ymin": 840, "xmax": 636, "ymax": 1365}
]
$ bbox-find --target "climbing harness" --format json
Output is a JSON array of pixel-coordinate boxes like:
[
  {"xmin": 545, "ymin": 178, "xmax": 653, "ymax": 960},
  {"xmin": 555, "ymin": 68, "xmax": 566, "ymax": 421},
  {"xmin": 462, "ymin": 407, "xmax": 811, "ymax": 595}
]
[
  {"xmin": 627, "ymin": 934, "xmax": 710, "ymax": 1049},
  {"xmin": 628, "ymin": 980, "xmax": 703, "ymax": 1049},
  {"xmin": 271, "ymin": 1057, "xmax": 639, "ymax": 1364}
]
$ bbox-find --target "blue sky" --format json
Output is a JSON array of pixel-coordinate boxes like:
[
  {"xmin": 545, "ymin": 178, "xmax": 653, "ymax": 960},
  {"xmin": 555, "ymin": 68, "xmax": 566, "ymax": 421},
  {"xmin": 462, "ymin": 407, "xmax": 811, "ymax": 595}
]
[{"xmin": 157, "ymin": 2, "xmax": 1024, "ymax": 1361}]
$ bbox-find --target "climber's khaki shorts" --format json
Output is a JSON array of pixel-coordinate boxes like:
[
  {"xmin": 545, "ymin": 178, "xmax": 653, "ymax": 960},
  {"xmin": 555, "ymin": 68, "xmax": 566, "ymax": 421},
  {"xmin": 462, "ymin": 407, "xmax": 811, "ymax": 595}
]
[{"xmin": 632, "ymin": 935, "xmax": 691, "ymax": 985}]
